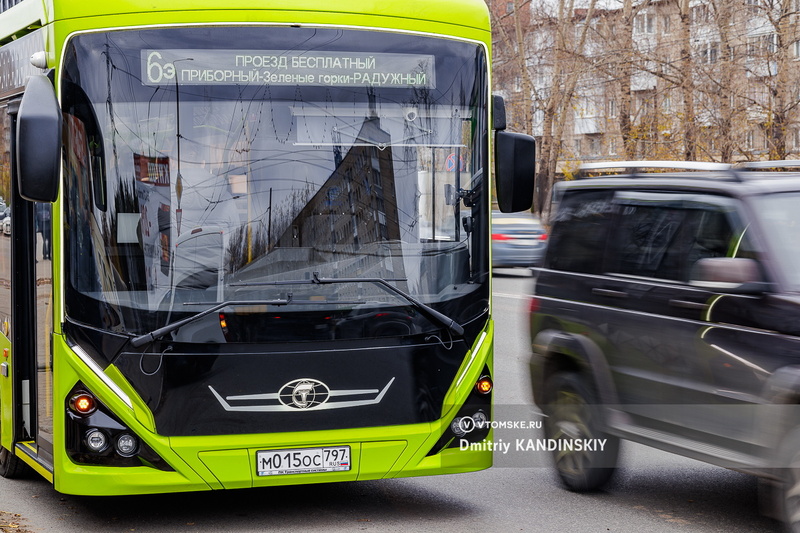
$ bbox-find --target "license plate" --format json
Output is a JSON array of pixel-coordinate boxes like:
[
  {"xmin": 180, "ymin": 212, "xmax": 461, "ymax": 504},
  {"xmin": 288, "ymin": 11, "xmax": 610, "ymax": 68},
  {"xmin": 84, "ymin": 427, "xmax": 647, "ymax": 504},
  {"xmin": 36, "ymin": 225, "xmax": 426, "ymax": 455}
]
[{"xmin": 256, "ymin": 446, "xmax": 351, "ymax": 476}]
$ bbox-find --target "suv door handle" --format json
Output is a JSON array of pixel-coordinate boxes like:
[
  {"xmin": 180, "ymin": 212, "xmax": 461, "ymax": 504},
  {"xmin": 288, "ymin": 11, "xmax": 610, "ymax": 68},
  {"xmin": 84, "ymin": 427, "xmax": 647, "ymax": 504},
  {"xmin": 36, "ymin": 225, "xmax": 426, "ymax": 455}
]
[
  {"xmin": 669, "ymin": 299, "xmax": 708, "ymax": 311},
  {"xmin": 592, "ymin": 288, "xmax": 628, "ymax": 299}
]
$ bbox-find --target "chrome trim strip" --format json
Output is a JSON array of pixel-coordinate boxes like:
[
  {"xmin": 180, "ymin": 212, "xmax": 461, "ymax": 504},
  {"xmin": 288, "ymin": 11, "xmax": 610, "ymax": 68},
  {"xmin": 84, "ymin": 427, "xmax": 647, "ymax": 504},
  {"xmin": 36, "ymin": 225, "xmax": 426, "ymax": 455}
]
[
  {"xmin": 70, "ymin": 343, "xmax": 134, "ymax": 409},
  {"xmin": 227, "ymin": 387, "xmax": 379, "ymax": 401},
  {"xmin": 456, "ymin": 331, "xmax": 487, "ymax": 387},
  {"xmin": 534, "ymin": 293, "xmax": 778, "ymax": 336},
  {"xmin": 580, "ymin": 160, "xmax": 732, "ymax": 171},
  {"xmin": 209, "ymin": 377, "xmax": 395, "ymax": 413}
]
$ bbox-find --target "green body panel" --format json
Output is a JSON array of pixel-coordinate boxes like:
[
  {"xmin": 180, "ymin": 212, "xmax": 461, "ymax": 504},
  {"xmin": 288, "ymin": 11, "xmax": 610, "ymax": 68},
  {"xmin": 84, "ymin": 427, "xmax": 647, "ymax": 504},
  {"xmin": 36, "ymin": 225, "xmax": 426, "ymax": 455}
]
[
  {"xmin": 51, "ymin": 323, "xmax": 494, "ymax": 495},
  {"xmin": 0, "ymin": 0, "xmax": 496, "ymax": 495},
  {"xmin": 0, "ymin": 335, "xmax": 10, "ymax": 453}
]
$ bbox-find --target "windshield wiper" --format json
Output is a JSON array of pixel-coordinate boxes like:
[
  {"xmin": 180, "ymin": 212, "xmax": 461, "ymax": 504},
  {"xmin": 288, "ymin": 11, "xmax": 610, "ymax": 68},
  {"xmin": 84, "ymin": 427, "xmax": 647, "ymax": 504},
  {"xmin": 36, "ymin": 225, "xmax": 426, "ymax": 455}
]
[
  {"xmin": 232, "ymin": 272, "xmax": 464, "ymax": 337},
  {"xmin": 130, "ymin": 297, "xmax": 294, "ymax": 347}
]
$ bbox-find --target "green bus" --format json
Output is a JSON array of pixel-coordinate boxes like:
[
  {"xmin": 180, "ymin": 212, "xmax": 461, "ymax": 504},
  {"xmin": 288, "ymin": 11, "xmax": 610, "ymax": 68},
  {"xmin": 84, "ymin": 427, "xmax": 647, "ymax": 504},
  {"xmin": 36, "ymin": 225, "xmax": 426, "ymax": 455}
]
[{"xmin": 0, "ymin": 0, "xmax": 534, "ymax": 495}]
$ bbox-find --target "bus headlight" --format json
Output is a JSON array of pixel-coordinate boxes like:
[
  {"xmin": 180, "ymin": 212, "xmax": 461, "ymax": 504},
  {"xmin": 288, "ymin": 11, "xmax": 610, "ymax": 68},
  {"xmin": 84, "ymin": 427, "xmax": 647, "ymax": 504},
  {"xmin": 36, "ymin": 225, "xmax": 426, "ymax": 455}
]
[{"xmin": 85, "ymin": 429, "xmax": 108, "ymax": 452}]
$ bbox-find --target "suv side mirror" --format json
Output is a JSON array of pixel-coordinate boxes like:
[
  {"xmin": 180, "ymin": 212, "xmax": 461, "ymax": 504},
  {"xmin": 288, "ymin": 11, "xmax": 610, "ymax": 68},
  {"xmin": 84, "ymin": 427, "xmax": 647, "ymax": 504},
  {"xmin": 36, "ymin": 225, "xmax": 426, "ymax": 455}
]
[
  {"xmin": 17, "ymin": 74, "xmax": 62, "ymax": 202},
  {"xmin": 689, "ymin": 257, "xmax": 769, "ymax": 294}
]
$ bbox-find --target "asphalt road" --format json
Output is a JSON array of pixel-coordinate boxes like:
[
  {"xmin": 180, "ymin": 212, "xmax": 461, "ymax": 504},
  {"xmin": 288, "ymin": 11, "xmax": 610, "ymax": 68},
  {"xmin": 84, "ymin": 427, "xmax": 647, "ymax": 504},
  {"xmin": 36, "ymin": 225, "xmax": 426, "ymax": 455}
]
[{"xmin": 0, "ymin": 268, "xmax": 782, "ymax": 532}]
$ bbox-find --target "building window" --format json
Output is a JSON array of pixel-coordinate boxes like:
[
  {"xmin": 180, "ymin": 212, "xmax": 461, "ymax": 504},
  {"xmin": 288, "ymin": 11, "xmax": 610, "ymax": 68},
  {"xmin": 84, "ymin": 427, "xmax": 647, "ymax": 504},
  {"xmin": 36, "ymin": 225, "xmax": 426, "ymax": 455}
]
[
  {"xmin": 634, "ymin": 13, "xmax": 655, "ymax": 34},
  {"xmin": 574, "ymin": 138, "xmax": 582, "ymax": 154},
  {"xmin": 635, "ymin": 92, "xmax": 655, "ymax": 117},
  {"xmin": 748, "ymin": 33, "xmax": 777, "ymax": 57},
  {"xmin": 662, "ymin": 14, "xmax": 671, "ymax": 33},
  {"xmin": 699, "ymin": 42, "xmax": 719, "ymax": 64},
  {"xmin": 588, "ymin": 135, "xmax": 601, "ymax": 156},
  {"xmin": 607, "ymin": 98, "xmax": 617, "ymax": 117},
  {"xmin": 691, "ymin": 4, "xmax": 711, "ymax": 23}
]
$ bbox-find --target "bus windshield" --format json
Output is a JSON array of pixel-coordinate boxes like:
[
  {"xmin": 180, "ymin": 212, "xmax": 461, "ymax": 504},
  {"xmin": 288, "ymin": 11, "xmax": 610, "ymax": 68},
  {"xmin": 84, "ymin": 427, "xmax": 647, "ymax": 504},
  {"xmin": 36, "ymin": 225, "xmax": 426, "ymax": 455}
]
[{"xmin": 60, "ymin": 26, "xmax": 489, "ymax": 343}]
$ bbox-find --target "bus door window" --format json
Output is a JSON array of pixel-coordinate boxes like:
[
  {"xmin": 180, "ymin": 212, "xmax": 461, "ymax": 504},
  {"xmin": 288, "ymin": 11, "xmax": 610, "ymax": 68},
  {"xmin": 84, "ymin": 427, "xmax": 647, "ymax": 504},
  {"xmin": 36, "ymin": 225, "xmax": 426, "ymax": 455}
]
[{"xmin": 0, "ymin": 102, "xmax": 10, "ymax": 342}]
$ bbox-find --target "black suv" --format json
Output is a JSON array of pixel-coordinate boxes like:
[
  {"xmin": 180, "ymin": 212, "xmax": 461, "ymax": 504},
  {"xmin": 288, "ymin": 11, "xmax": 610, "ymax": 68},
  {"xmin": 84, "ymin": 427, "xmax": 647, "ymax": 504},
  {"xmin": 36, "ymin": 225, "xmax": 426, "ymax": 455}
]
[{"xmin": 529, "ymin": 161, "xmax": 800, "ymax": 530}]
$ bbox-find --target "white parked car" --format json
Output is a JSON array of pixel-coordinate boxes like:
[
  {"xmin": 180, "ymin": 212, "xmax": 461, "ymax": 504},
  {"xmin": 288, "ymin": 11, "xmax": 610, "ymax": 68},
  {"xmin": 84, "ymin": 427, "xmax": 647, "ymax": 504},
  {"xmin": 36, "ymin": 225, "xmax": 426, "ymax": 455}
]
[{"xmin": 2, "ymin": 215, "xmax": 9, "ymax": 236}]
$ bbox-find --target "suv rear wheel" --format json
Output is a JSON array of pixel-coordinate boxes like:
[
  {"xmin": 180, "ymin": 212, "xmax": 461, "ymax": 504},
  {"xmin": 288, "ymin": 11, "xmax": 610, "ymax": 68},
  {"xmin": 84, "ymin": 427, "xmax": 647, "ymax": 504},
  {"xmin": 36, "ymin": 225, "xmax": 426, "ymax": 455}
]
[{"xmin": 542, "ymin": 371, "xmax": 619, "ymax": 491}]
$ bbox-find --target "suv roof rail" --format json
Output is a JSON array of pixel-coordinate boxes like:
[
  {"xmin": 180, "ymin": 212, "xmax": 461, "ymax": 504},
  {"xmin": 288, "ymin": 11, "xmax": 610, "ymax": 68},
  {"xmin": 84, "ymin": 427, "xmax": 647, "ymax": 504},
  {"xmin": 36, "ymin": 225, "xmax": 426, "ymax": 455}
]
[
  {"xmin": 735, "ymin": 160, "xmax": 800, "ymax": 170},
  {"xmin": 576, "ymin": 160, "xmax": 739, "ymax": 180}
]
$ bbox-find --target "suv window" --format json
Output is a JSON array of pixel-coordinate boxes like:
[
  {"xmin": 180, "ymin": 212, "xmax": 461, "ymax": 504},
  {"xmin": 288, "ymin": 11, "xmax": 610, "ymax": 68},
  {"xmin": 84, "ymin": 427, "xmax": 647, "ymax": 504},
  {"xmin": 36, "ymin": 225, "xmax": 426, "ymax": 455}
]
[
  {"xmin": 609, "ymin": 196, "xmax": 736, "ymax": 281},
  {"xmin": 545, "ymin": 189, "xmax": 615, "ymax": 274},
  {"xmin": 752, "ymin": 192, "xmax": 800, "ymax": 291}
]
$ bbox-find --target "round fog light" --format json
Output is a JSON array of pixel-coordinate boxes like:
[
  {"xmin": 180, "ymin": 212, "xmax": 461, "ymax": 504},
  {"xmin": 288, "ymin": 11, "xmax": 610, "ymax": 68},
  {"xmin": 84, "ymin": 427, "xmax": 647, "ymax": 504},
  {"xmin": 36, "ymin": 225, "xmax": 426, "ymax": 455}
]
[
  {"xmin": 85, "ymin": 429, "xmax": 108, "ymax": 452},
  {"xmin": 472, "ymin": 410, "xmax": 489, "ymax": 429},
  {"xmin": 451, "ymin": 416, "xmax": 468, "ymax": 437},
  {"xmin": 115, "ymin": 434, "xmax": 138, "ymax": 457}
]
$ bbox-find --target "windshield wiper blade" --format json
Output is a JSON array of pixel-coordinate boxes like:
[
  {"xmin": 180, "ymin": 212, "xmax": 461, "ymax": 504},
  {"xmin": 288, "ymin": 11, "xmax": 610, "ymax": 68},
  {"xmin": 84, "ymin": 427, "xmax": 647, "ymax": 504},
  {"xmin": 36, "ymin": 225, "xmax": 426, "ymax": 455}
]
[
  {"xmin": 130, "ymin": 297, "xmax": 292, "ymax": 348},
  {"xmin": 233, "ymin": 272, "xmax": 464, "ymax": 337},
  {"xmin": 312, "ymin": 273, "xmax": 465, "ymax": 337}
]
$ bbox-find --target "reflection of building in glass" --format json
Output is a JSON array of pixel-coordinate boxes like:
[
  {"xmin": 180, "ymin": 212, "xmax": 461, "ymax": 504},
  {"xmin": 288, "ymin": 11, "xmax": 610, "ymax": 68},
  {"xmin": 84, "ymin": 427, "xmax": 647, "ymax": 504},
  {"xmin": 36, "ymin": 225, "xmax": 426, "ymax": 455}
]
[
  {"xmin": 269, "ymin": 118, "xmax": 404, "ymax": 278},
  {"xmin": 275, "ymin": 117, "xmax": 402, "ymax": 278}
]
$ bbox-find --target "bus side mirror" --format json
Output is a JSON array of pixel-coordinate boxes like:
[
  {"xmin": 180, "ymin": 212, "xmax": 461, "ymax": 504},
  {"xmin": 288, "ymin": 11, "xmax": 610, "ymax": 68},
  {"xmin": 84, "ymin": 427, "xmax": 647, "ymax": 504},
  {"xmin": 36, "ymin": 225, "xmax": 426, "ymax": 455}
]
[
  {"xmin": 17, "ymin": 74, "xmax": 62, "ymax": 202},
  {"xmin": 495, "ymin": 130, "xmax": 535, "ymax": 213},
  {"xmin": 492, "ymin": 94, "xmax": 507, "ymax": 131}
]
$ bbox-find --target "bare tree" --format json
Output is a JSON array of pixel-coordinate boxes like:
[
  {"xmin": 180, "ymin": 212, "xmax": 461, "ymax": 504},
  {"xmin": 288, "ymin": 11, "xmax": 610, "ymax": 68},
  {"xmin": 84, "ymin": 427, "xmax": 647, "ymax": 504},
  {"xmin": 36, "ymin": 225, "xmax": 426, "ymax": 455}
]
[
  {"xmin": 490, "ymin": 0, "xmax": 534, "ymax": 134},
  {"xmin": 536, "ymin": 0, "xmax": 599, "ymax": 218},
  {"xmin": 758, "ymin": 0, "xmax": 800, "ymax": 159},
  {"xmin": 489, "ymin": 0, "xmax": 800, "ymax": 207}
]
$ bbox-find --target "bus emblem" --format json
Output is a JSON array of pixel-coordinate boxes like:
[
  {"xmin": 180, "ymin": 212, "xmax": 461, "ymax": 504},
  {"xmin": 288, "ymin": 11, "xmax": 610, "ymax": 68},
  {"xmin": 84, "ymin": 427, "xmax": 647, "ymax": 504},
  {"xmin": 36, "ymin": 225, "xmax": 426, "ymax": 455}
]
[
  {"xmin": 279, "ymin": 379, "xmax": 330, "ymax": 409},
  {"xmin": 208, "ymin": 377, "xmax": 395, "ymax": 413}
]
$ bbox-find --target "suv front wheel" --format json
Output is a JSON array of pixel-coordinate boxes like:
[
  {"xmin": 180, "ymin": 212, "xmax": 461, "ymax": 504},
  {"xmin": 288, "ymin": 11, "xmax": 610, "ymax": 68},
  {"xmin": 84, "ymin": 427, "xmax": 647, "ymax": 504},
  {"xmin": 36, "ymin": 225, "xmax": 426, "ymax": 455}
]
[{"xmin": 542, "ymin": 371, "xmax": 620, "ymax": 491}]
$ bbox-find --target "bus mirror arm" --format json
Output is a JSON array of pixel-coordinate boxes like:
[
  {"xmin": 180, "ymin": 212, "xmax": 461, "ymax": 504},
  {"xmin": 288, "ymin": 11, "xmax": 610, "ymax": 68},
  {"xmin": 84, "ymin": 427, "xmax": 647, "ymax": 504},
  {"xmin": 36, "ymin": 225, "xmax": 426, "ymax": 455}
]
[{"xmin": 16, "ymin": 74, "xmax": 62, "ymax": 202}]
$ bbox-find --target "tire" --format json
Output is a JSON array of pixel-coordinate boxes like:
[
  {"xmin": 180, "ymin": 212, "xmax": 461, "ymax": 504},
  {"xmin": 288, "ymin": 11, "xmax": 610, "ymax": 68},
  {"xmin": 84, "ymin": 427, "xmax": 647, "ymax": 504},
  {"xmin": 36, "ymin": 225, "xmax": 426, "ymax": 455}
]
[
  {"xmin": 777, "ymin": 427, "xmax": 800, "ymax": 532},
  {"xmin": 542, "ymin": 371, "xmax": 620, "ymax": 491},
  {"xmin": 0, "ymin": 445, "xmax": 29, "ymax": 479}
]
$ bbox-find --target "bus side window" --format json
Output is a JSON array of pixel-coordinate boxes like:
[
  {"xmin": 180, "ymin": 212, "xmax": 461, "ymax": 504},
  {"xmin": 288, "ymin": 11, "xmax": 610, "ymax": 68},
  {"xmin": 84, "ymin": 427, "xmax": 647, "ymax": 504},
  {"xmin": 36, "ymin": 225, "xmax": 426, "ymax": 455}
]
[{"xmin": 0, "ymin": 100, "xmax": 11, "ymax": 339}]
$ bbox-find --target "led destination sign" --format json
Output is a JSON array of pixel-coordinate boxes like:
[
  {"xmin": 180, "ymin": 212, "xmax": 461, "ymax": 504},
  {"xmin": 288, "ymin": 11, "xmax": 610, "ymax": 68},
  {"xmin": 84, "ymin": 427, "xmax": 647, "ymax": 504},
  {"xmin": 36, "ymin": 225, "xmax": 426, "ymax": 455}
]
[{"xmin": 143, "ymin": 50, "xmax": 436, "ymax": 88}]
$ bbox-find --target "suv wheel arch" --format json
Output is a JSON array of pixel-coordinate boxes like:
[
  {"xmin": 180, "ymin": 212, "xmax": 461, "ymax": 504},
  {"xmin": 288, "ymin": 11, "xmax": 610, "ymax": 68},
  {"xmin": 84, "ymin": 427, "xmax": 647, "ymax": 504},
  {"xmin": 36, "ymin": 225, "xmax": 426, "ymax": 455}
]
[{"xmin": 531, "ymin": 330, "xmax": 620, "ymax": 410}]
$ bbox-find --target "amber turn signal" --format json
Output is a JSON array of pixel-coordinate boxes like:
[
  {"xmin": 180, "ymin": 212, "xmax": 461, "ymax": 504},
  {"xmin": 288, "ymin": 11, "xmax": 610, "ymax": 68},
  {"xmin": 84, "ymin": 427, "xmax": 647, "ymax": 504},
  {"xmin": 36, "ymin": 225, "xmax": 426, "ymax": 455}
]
[
  {"xmin": 69, "ymin": 393, "xmax": 97, "ymax": 415},
  {"xmin": 475, "ymin": 376, "xmax": 493, "ymax": 394}
]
